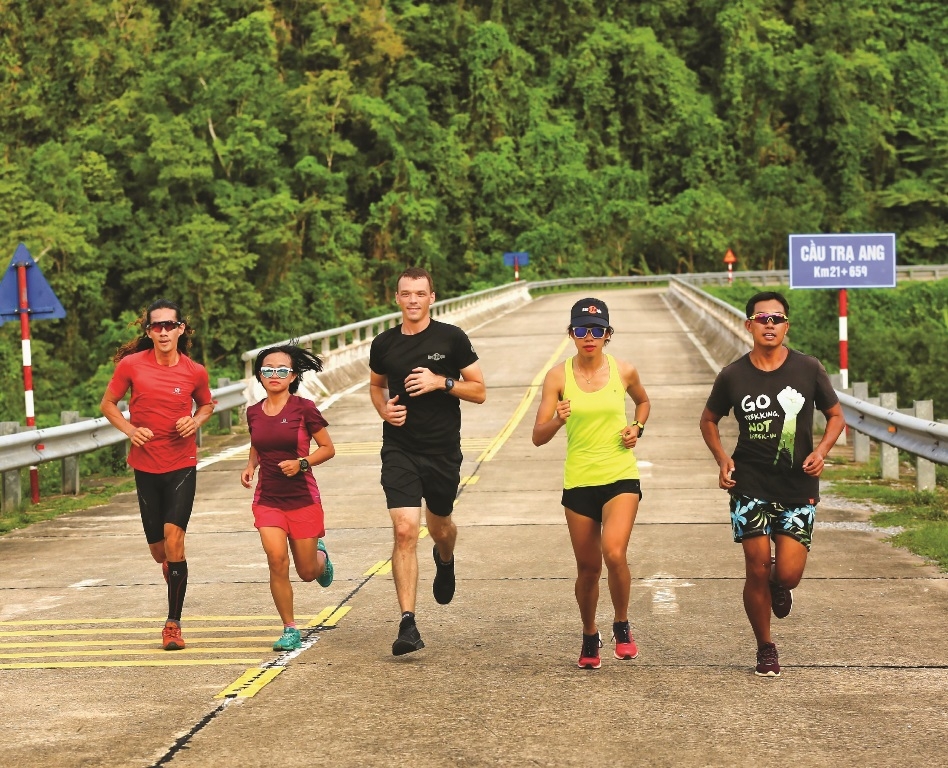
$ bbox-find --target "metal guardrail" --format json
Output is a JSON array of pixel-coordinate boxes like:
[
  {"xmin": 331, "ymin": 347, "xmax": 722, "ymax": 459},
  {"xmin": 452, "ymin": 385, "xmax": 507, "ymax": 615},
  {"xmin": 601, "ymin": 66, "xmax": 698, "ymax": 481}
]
[
  {"xmin": 837, "ymin": 393, "xmax": 948, "ymax": 465},
  {"xmin": 0, "ymin": 382, "xmax": 247, "ymax": 474}
]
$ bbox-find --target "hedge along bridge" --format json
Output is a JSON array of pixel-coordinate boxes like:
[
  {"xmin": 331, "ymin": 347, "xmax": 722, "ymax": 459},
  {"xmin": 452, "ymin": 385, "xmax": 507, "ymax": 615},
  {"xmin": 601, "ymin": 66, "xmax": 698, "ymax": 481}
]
[{"xmin": 2, "ymin": 264, "xmax": 948, "ymax": 513}]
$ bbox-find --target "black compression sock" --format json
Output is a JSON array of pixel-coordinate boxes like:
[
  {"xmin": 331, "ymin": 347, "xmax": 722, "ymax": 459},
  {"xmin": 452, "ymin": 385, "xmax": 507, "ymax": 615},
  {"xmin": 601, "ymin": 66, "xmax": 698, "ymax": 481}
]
[{"xmin": 167, "ymin": 560, "xmax": 188, "ymax": 622}]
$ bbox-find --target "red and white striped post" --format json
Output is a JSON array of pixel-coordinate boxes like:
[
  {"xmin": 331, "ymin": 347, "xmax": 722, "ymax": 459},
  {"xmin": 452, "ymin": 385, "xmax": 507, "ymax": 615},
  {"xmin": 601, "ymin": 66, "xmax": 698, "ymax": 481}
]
[
  {"xmin": 838, "ymin": 288, "xmax": 849, "ymax": 390},
  {"xmin": 16, "ymin": 261, "xmax": 41, "ymax": 503}
]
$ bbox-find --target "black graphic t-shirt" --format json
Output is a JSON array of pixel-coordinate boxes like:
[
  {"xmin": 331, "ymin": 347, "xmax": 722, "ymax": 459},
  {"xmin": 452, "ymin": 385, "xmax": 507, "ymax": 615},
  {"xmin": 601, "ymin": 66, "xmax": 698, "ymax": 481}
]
[
  {"xmin": 369, "ymin": 319, "xmax": 479, "ymax": 454},
  {"xmin": 705, "ymin": 349, "xmax": 838, "ymax": 504}
]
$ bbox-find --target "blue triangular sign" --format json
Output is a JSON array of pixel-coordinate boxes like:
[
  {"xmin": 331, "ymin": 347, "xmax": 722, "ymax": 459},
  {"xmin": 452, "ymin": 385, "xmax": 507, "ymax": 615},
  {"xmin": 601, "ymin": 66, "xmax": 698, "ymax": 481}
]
[{"xmin": 0, "ymin": 243, "xmax": 67, "ymax": 325}]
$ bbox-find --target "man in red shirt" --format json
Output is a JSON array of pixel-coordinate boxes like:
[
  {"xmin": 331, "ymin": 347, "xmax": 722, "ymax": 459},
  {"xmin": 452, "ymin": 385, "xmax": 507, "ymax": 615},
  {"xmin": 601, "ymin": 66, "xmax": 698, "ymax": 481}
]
[{"xmin": 100, "ymin": 299, "xmax": 214, "ymax": 650}]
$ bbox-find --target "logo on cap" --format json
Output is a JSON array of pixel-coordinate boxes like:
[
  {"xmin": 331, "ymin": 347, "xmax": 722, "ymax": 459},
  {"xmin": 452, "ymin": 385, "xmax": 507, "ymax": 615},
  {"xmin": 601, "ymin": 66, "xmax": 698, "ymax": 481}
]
[{"xmin": 581, "ymin": 305, "xmax": 602, "ymax": 314}]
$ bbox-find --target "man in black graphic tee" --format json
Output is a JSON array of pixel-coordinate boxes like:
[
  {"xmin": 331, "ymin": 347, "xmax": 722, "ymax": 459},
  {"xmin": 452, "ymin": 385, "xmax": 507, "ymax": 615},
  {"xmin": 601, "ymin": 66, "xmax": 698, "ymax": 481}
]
[
  {"xmin": 369, "ymin": 267, "xmax": 486, "ymax": 656},
  {"xmin": 700, "ymin": 291, "xmax": 844, "ymax": 678}
]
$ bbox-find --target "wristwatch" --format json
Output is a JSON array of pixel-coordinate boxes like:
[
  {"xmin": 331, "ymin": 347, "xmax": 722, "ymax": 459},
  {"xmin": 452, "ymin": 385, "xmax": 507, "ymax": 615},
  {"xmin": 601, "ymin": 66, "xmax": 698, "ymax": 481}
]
[
  {"xmin": 298, "ymin": 458, "xmax": 310, "ymax": 471},
  {"xmin": 631, "ymin": 420, "xmax": 645, "ymax": 436},
  {"xmin": 444, "ymin": 377, "xmax": 455, "ymax": 392}
]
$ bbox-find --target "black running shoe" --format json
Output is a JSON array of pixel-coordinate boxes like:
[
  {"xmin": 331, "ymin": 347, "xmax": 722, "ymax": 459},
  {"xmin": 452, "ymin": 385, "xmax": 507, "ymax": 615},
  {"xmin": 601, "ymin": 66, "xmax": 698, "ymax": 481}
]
[
  {"xmin": 432, "ymin": 545, "xmax": 456, "ymax": 605},
  {"xmin": 392, "ymin": 620, "xmax": 425, "ymax": 656},
  {"xmin": 770, "ymin": 581, "xmax": 793, "ymax": 619}
]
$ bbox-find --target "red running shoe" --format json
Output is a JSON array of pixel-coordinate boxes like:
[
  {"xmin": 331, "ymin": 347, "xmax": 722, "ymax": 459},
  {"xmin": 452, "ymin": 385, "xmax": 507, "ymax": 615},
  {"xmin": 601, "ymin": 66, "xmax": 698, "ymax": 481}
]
[
  {"xmin": 612, "ymin": 620, "xmax": 639, "ymax": 660},
  {"xmin": 578, "ymin": 632, "xmax": 602, "ymax": 669},
  {"xmin": 162, "ymin": 620, "xmax": 185, "ymax": 651}
]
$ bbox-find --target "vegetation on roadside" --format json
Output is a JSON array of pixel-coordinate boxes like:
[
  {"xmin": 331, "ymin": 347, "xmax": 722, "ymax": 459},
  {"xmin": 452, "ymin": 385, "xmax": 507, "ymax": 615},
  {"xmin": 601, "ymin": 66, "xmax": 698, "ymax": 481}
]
[{"xmin": 823, "ymin": 457, "xmax": 948, "ymax": 571}]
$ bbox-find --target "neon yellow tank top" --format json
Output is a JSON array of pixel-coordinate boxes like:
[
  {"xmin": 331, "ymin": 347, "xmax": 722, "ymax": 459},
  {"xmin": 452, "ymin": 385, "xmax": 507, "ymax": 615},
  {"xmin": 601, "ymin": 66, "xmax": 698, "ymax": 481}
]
[{"xmin": 563, "ymin": 354, "xmax": 639, "ymax": 489}]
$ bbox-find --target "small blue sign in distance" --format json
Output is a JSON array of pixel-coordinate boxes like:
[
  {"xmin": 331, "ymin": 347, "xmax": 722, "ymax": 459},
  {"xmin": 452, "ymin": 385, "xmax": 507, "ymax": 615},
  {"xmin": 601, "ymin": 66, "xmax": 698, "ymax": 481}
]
[
  {"xmin": 503, "ymin": 251, "xmax": 530, "ymax": 267},
  {"xmin": 788, "ymin": 233, "xmax": 896, "ymax": 289}
]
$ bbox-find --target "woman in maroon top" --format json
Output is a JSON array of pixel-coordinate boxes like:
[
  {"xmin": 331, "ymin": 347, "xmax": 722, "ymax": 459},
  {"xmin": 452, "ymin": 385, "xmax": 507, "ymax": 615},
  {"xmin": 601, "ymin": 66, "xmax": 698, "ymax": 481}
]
[{"xmin": 241, "ymin": 345, "xmax": 336, "ymax": 652}]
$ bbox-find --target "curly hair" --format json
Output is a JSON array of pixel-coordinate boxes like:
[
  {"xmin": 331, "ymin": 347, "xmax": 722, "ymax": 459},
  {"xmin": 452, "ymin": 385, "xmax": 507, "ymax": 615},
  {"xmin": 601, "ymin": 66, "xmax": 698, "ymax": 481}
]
[
  {"xmin": 112, "ymin": 299, "xmax": 194, "ymax": 362},
  {"xmin": 252, "ymin": 344, "xmax": 324, "ymax": 395}
]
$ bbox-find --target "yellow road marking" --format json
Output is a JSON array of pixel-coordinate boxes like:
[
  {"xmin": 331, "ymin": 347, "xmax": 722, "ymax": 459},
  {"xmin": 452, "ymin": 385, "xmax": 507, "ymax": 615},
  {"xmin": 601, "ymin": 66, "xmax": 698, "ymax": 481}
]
[
  {"xmin": 0, "ymin": 637, "xmax": 289, "ymax": 649},
  {"xmin": 476, "ymin": 337, "xmax": 571, "ymax": 462},
  {"xmin": 0, "ymin": 659, "xmax": 262, "ymax": 670},
  {"xmin": 0, "ymin": 626, "xmax": 286, "ymax": 638},
  {"xmin": 363, "ymin": 560, "xmax": 389, "ymax": 576},
  {"xmin": 320, "ymin": 607, "xmax": 351, "ymax": 627},
  {"xmin": 216, "ymin": 668, "xmax": 283, "ymax": 699},
  {"xmin": 304, "ymin": 606, "xmax": 339, "ymax": 627},
  {"xmin": 0, "ymin": 615, "xmax": 312, "ymax": 627},
  {"xmin": 460, "ymin": 475, "xmax": 478, "ymax": 485},
  {"xmin": 0, "ymin": 648, "xmax": 273, "ymax": 659}
]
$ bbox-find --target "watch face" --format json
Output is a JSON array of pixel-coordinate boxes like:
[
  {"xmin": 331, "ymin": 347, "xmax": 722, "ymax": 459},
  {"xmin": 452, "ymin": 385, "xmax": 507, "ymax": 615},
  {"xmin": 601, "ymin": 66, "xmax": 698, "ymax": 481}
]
[{"xmin": 299, "ymin": 458, "xmax": 309, "ymax": 470}]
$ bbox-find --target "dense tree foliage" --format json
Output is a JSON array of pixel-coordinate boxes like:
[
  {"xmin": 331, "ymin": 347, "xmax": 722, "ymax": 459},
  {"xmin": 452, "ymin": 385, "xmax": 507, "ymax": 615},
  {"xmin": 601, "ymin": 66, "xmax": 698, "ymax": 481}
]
[{"xmin": 2, "ymin": 0, "xmax": 948, "ymax": 425}]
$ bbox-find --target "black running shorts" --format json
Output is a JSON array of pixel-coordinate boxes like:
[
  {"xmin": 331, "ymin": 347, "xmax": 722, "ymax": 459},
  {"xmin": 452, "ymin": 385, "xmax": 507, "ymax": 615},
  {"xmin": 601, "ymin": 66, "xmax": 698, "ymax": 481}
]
[
  {"xmin": 134, "ymin": 467, "xmax": 197, "ymax": 544},
  {"xmin": 561, "ymin": 479, "xmax": 642, "ymax": 523},
  {"xmin": 380, "ymin": 446, "xmax": 463, "ymax": 517}
]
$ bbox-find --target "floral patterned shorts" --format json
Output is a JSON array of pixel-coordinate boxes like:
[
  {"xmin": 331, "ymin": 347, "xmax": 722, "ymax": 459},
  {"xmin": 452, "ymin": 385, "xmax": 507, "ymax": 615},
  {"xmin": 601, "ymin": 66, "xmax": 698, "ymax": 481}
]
[{"xmin": 728, "ymin": 493, "xmax": 816, "ymax": 551}]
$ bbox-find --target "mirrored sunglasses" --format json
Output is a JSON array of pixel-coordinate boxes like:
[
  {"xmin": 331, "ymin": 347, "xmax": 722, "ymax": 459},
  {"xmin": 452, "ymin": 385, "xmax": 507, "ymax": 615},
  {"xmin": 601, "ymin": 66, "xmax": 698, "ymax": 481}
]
[
  {"xmin": 572, "ymin": 326, "xmax": 607, "ymax": 339},
  {"xmin": 146, "ymin": 320, "xmax": 183, "ymax": 332},
  {"xmin": 748, "ymin": 312, "xmax": 789, "ymax": 326},
  {"xmin": 260, "ymin": 366, "xmax": 294, "ymax": 379}
]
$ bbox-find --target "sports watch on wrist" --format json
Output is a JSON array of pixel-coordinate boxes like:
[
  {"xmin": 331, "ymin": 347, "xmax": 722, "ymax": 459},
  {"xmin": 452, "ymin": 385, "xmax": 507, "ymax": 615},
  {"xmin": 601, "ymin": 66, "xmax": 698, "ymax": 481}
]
[
  {"xmin": 631, "ymin": 420, "xmax": 645, "ymax": 436},
  {"xmin": 444, "ymin": 377, "xmax": 455, "ymax": 392},
  {"xmin": 298, "ymin": 458, "xmax": 310, "ymax": 471}
]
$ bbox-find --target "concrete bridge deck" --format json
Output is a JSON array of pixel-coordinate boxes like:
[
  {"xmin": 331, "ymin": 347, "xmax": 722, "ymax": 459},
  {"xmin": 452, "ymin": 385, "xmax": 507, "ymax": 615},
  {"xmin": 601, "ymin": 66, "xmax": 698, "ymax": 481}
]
[{"xmin": 2, "ymin": 288, "xmax": 947, "ymax": 767}]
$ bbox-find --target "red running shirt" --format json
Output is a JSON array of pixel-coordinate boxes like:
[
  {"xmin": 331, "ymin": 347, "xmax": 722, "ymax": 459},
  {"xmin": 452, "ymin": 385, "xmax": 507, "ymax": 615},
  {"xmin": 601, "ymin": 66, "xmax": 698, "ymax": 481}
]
[
  {"xmin": 107, "ymin": 350, "xmax": 213, "ymax": 474},
  {"xmin": 246, "ymin": 396, "xmax": 328, "ymax": 511}
]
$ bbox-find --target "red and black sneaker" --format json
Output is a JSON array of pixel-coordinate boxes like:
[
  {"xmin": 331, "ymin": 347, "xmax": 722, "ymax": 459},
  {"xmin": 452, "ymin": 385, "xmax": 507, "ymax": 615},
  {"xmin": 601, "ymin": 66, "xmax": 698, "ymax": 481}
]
[
  {"xmin": 578, "ymin": 632, "xmax": 602, "ymax": 669},
  {"xmin": 612, "ymin": 620, "xmax": 639, "ymax": 660}
]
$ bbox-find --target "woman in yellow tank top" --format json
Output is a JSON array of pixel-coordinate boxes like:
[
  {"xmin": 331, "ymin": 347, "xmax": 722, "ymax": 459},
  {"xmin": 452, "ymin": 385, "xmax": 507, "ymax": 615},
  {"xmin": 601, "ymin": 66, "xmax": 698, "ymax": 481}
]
[{"xmin": 532, "ymin": 298, "xmax": 650, "ymax": 670}]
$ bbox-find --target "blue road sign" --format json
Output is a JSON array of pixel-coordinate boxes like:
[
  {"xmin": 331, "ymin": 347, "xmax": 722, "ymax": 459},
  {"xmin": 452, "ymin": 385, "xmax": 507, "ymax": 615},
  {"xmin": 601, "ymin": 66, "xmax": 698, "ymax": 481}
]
[
  {"xmin": 788, "ymin": 233, "xmax": 896, "ymax": 289},
  {"xmin": 503, "ymin": 251, "xmax": 530, "ymax": 267},
  {"xmin": 0, "ymin": 243, "xmax": 67, "ymax": 324}
]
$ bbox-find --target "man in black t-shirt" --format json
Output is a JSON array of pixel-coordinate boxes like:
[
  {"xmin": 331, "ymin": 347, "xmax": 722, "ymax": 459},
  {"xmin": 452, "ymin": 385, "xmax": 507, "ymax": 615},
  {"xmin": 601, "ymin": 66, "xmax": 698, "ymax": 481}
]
[
  {"xmin": 700, "ymin": 291, "xmax": 844, "ymax": 678},
  {"xmin": 369, "ymin": 267, "xmax": 486, "ymax": 656}
]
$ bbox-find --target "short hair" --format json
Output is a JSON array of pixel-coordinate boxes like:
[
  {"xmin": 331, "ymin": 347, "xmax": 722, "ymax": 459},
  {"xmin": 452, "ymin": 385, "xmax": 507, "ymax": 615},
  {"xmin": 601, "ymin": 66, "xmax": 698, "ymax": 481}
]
[
  {"xmin": 253, "ymin": 344, "xmax": 324, "ymax": 395},
  {"xmin": 745, "ymin": 291, "xmax": 790, "ymax": 318},
  {"xmin": 396, "ymin": 267, "xmax": 434, "ymax": 293}
]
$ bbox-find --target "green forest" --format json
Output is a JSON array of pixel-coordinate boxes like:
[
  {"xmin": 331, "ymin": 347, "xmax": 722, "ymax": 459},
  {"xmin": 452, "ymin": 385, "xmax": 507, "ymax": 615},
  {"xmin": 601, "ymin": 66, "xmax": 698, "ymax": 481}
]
[{"xmin": 3, "ymin": 0, "xmax": 948, "ymax": 426}]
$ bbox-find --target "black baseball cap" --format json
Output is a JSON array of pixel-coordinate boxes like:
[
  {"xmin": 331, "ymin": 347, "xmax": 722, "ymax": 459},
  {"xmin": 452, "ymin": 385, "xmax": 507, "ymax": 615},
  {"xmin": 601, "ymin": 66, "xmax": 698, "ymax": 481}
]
[{"xmin": 570, "ymin": 298, "xmax": 610, "ymax": 327}]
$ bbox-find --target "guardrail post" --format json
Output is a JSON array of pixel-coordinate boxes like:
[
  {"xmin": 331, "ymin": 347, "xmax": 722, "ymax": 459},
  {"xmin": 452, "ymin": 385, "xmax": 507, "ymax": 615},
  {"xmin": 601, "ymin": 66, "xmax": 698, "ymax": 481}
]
[
  {"xmin": 852, "ymin": 383, "xmax": 871, "ymax": 463},
  {"xmin": 826, "ymin": 374, "xmax": 847, "ymax": 445},
  {"xmin": 217, "ymin": 378, "xmax": 232, "ymax": 431},
  {"xmin": 113, "ymin": 400, "xmax": 129, "ymax": 468},
  {"xmin": 1, "ymin": 422, "xmax": 22, "ymax": 513},
  {"xmin": 61, "ymin": 411, "xmax": 81, "ymax": 495},
  {"xmin": 914, "ymin": 400, "xmax": 936, "ymax": 491},
  {"xmin": 880, "ymin": 393, "xmax": 900, "ymax": 480}
]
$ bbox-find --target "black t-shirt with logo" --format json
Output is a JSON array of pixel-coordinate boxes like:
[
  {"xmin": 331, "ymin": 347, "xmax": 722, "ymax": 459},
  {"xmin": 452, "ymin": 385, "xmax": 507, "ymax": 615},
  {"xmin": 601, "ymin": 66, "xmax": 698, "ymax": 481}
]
[
  {"xmin": 705, "ymin": 349, "xmax": 838, "ymax": 504},
  {"xmin": 369, "ymin": 319, "xmax": 479, "ymax": 454}
]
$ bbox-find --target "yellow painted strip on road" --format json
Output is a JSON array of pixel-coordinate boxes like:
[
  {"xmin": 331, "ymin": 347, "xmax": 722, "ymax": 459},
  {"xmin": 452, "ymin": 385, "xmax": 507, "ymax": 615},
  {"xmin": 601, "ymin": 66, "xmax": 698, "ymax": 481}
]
[
  {"xmin": 0, "ymin": 615, "xmax": 314, "ymax": 627},
  {"xmin": 0, "ymin": 637, "xmax": 287, "ymax": 649},
  {"xmin": 0, "ymin": 659, "xmax": 262, "ymax": 670},
  {"xmin": 419, "ymin": 526, "xmax": 429, "ymax": 539},
  {"xmin": 363, "ymin": 560, "xmax": 390, "ymax": 577},
  {"xmin": 460, "ymin": 475, "xmax": 478, "ymax": 486},
  {"xmin": 0, "ymin": 647, "xmax": 271, "ymax": 659},
  {"xmin": 304, "ymin": 606, "xmax": 338, "ymax": 628},
  {"xmin": 215, "ymin": 667, "xmax": 284, "ymax": 699},
  {"xmin": 0, "ymin": 626, "xmax": 285, "ymax": 638},
  {"xmin": 476, "ymin": 337, "xmax": 571, "ymax": 462},
  {"xmin": 321, "ymin": 606, "xmax": 351, "ymax": 627},
  {"xmin": 374, "ymin": 562, "xmax": 392, "ymax": 576}
]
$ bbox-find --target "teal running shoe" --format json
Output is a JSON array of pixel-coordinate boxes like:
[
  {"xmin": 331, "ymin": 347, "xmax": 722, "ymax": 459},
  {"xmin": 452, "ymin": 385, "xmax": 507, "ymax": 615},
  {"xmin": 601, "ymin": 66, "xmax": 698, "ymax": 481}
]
[
  {"xmin": 316, "ymin": 539, "xmax": 334, "ymax": 588},
  {"xmin": 273, "ymin": 627, "xmax": 302, "ymax": 651}
]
